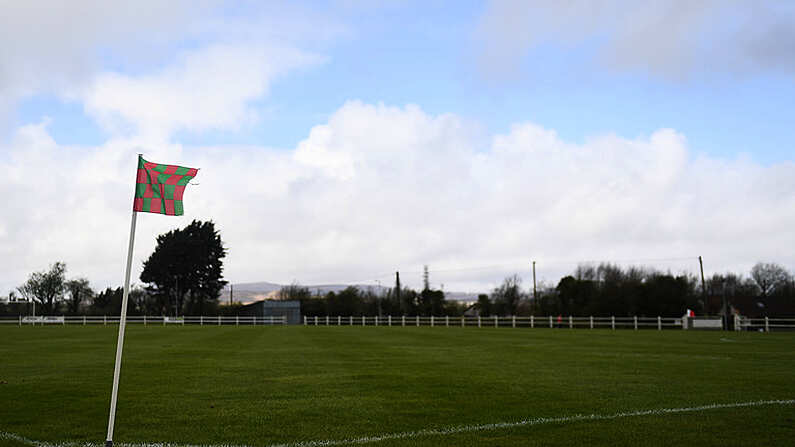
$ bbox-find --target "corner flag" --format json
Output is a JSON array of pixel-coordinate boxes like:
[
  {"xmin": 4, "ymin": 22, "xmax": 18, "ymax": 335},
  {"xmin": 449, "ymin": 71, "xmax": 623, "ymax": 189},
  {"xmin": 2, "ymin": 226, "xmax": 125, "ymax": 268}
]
[
  {"xmin": 106, "ymin": 154, "xmax": 198, "ymax": 447},
  {"xmin": 134, "ymin": 157, "xmax": 198, "ymax": 215}
]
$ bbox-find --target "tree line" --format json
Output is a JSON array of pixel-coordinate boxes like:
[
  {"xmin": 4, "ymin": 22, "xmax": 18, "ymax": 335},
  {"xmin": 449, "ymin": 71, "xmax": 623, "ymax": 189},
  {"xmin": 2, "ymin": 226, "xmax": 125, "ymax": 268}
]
[
  {"xmin": 282, "ymin": 262, "xmax": 795, "ymax": 318},
  {"xmin": 3, "ymin": 219, "xmax": 792, "ymax": 318},
  {"xmin": 280, "ymin": 282, "xmax": 470, "ymax": 317},
  {"xmin": 1, "ymin": 220, "xmax": 230, "ymax": 317}
]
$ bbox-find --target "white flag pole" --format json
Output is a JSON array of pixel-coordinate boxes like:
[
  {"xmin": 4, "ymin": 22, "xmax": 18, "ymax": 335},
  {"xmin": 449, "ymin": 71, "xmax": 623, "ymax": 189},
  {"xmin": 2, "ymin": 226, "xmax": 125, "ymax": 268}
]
[{"xmin": 105, "ymin": 155, "xmax": 141, "ymax": 447}]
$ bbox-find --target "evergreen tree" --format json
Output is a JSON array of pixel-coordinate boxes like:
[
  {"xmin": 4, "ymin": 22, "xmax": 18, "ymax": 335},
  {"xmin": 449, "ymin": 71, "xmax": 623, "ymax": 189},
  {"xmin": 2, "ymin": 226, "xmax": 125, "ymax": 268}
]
[{"xmin": 140, "ymin": 220, "xmax": 227, "ymax": 315}]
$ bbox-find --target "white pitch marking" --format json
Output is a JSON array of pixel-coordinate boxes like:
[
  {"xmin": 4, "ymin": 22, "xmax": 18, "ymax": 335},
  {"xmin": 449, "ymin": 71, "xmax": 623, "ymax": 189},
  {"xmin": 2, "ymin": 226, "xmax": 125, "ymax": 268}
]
[{"xmin": 2, "ymin": 399, "xmax": 792, "ymax": 447}]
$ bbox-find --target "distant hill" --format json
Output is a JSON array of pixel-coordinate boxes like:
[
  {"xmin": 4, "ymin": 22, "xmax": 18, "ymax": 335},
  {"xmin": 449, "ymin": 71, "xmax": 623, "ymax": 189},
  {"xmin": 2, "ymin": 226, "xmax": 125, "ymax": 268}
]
[
  {"xmin": 220, "ymin": 281, "xmax": 281, "ymax": 304},
  {"xmin": 221, "ymin": 282, "xmax": 480, "ymax": 304}
]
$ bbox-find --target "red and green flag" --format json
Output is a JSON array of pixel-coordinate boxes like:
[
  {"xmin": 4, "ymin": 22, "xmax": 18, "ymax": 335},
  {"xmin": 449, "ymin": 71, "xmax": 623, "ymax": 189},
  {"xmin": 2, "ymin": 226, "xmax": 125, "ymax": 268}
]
[{"xmin": 133, "ymin": 156, "xmax": 198, "ymax": 216}]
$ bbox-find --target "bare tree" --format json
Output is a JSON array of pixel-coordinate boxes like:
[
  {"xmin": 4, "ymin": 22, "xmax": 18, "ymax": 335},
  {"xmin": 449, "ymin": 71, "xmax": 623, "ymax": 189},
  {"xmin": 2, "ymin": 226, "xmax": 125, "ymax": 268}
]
[
  {"xmin": 17, "ymin": 262, "xmax": 66, "ymax": 314},
  {"xmin": 65, "ymin": 278, "xmax": 94, "ymax": 314},
  {"xmin": 750, "ymin": 262, "xmax": 791, "ymax": 298},
  {"xmin": 491, "ymin": 274, "xmax": 526, "ymax": 316},
  {"xmin": 278, "ymin": 282, "xmax": 311, "ymax": 301}
]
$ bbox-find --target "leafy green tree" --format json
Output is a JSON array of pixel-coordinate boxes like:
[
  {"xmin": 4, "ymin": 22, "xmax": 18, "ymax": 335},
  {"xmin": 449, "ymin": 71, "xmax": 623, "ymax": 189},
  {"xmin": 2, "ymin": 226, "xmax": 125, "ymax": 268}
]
[
  {"xmin": 420, "ymin": 288, "xmax": 446, "ymax": 316},
  {"xmin": 18, "ymin": 262, "xmax": 66, "ymax": 314},
  {"xmin": 401, "ymin": 288, "xmax": 419, "ymax": 315},
  {"xmin": 91, "ymin": 287, "xmax": 123, "ymax": 315},
  {"xmin": 140, "ymin": 220, "xmax": 228, "ymax": 316},
  {"xmin": 327, "ymin": 286, "xmax": 362, "ymax": 315},
  {"xmin": 443, "ymin": 299, "xmax": 467, "ymax": 316},
  {"xmin": 476, "ymin": 294, "xmax": 491, "ymax": 317},
  {"xmin": 550, "ymin": 264, "xmax": 701, "ymax": 317},
  {"xmin": 637, "ymin": 274, "xmax": 695, "ymax": 317}
]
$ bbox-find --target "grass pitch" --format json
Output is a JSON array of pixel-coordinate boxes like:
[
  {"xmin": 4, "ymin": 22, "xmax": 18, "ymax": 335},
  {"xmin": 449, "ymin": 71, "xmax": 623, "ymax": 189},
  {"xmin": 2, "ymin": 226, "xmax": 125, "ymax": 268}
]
[{"xmin": 1, "ymin": 325, "xmax": 794, "ymax": 446}]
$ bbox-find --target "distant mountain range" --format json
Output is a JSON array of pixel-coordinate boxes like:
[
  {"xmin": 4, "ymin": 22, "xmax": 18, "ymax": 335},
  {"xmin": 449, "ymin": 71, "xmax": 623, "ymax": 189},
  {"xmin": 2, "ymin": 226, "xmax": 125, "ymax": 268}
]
[{"xmin": 221, "ymin": 282, "xmax": 480, "ymax": 305}]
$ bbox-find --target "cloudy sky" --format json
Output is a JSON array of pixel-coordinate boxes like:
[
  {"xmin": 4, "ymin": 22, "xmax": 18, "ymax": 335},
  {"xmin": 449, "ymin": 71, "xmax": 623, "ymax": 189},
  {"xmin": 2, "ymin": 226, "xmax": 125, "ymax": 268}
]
[{"xmin": 2, "ymin": 0, "xmax": 794, "ymax": 296}]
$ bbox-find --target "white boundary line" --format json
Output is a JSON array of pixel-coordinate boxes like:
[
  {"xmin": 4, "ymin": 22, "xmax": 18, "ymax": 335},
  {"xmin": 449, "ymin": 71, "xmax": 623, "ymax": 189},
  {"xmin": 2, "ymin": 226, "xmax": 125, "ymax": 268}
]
[{"xmin": 2, "ymin": 399, "xmax": 793, "ymax": 447}]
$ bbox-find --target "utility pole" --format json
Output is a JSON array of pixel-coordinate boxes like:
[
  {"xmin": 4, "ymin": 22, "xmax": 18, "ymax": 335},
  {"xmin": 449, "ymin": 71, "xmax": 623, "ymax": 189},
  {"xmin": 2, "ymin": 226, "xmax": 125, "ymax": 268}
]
[
  {"xmin": 174, "ymin": 275, "xmax": 179, "ymax": 318},
  {"xmin": 721, "ymin": 283, "xmax": 729, "ymax": 331},
  {"xmin": 423, "ymin": 265, "xmax": 429, "ymax": 291},
  {"xmin": 699, "ymin": 256, "xmax": 706, "ymax": 315},
  {"xmin": 395, "ymin": 271, "xmax": 402, "ymax": 314},
  {"xmin": 532, "ymin": 261, "xmax": 537, "ymax": 300}
]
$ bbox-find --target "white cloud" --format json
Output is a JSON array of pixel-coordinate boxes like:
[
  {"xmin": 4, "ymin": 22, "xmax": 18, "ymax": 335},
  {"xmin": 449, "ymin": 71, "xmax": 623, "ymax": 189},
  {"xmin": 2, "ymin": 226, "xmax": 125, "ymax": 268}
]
[
  {"xmin": 475, "ymin": 0, "xmax": 795, "ymax": 79},
  {"xmin": 3, "ymin": 102, "xmax": 793, "ymax": 295},
  {"xmin": 0, "ymin": 0, "xmax": 214, "ymax": 111},
  {"xmin": 0, "ymin": 0, "xmax": 343, "ymax": 126},
  {"xmin": 81, "ymin": 44, "xmax": 324, "ymax": 138}
]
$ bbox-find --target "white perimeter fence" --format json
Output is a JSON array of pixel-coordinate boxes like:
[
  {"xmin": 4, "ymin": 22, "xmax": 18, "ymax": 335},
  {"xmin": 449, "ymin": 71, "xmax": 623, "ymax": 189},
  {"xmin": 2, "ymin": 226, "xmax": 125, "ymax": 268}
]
[
  {"xmin": 3, "ymin": 315, "xmax": 794, "ymax": 332},
  {"xmin": 303, "ymin": 315, "xmax": 795, "ymax": 332},
  {"xmin": 0, "ymin": 315, "xmax": 286, "ymax": 326}
]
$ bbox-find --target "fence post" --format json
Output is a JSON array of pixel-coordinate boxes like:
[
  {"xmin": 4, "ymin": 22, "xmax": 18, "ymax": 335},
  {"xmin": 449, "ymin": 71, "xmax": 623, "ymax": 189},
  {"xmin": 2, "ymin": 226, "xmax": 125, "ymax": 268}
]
[
  {"xmin": 611, "ymin": 316, "xmax": 615, "ymax": 330},
  {"xmin": 657, "ymin": 316, "xmax": 661, "ymax": 331},
  {"xmin": 478, "ymin": 316, "xmax": 481, "ymax": 328},
  {"xmin": 104, "ymin": 315, "xmax": 107, "ymax": 326},
  {"xmin": 182, "ymin": 317, "xmax": 185, "ymax": 326},
  {"xmin": 314, "ymin": 316, "xmax": 318, "ymax": 326},
  {"xmin": 62, "ymin": 315, "xmax": 65, "ymax": 326},
  {"xmin": 531, "ymin": 315, "xmax": 534, "ymax": 328},
  {"xmin": 633, "ymin": 316, "xmax": 638, "ymax": 330},
  {"xmin": 236, "ymin": 315, "xmax": 239, "ymax": 326},
  {"xmin": 84, "ymin": 315, "xmax": 87, "ymax": 326},
  {"xmin": 461, "ymin": 316, "xmax": 465, "ymax": 327},
  {"xmin": 388, "ymin": 315, "xmax": 392, "ymax": 326},
  {"xmin": 326, "ymin": 316, "xmax": 330, "ymax": 326},
  {"xmin": 590, "ymin": 316, "xmax": 593, "ymax": 329},
  {"xmin": 376, "ymin": 316, "xmax": 380, "ymax": 326},
  {"xmin": 200, "ymin": 315, "xmax": 203, "ymax": 326},
  {"xmin": 416, "ymin": 315, "xmax": 420, "ymax": 327},
  {"xmin": 569, "ymin": 316, "xmax": 573, "ymax": 329},
  {"xmin": 338, "ymin": 316, "xmax": 342, "ymax": 326},
  {"xmin": 350, "ymin": 316, "xmax": 353, "ymax": 325},
  {"xmin": 765, "ymin": 316, "xmax": 769, "ymax": 332},
  {"xmin": 431, "ymin": 316, "xmax": 434, "ymax": 327},
  {"xmin": 446, "ymin": 316, "xmax": 449, "ymax": 327},
  {"xmin": 402, "ymin": 315, "xmax": 405, "ymax": 327},
  {"xmin": 549, "ymin": 315, "xmax": 553, "ymax": 328},
  {"xmin": 512, "ymin": 316, "xmax": 516, "ymax": 328},
  {"xmin": 494, "ymin": 315, "xmax": 498, "ymax": 328},
  {"xmin": 19, "ymin": 315, "xmax": 21, "ymax": 327},
  {"xmin": 734, "ymin": 314, "xmax": 741, "ymax": 332}
]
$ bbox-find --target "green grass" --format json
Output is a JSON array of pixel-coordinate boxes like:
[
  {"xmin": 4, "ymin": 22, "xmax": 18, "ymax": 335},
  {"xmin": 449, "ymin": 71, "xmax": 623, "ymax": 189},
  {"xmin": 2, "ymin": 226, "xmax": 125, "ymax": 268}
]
[{"xmin": 1, "ymin": 326, "xmax": 794, "ymax": 446}]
